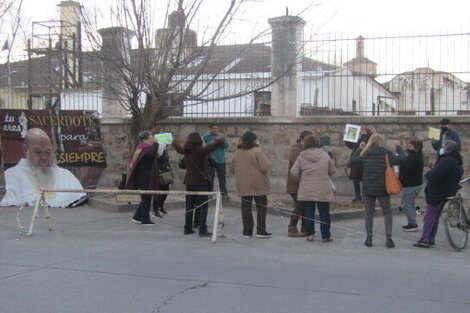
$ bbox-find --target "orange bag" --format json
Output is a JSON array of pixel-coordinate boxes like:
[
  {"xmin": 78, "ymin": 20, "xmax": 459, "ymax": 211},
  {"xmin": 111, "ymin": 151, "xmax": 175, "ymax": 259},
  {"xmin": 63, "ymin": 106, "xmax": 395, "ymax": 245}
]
[{"xmin": 384, "ymin": 154, "xmax": 402, "ymax": 195}]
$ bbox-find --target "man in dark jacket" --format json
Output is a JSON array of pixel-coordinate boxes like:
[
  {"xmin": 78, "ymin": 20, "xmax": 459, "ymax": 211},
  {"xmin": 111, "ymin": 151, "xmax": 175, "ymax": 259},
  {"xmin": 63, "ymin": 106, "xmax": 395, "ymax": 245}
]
[
  {"xmin": 431, "ymin": 118, "xmax": 461, "ymax": 153},
  {"xmin": 414, "ymin": 140, "xmax": 464, "ymax": 248},
  {"xmin": 126, "ymin": 131, "xmax": 161, "ymax": 226}
]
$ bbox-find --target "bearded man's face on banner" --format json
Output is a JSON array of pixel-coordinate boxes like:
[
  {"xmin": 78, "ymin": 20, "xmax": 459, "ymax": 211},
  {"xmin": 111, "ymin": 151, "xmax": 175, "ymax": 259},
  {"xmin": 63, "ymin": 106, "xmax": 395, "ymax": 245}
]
[{"xmin": 25, "ymin": 136, "xmax": 54, "ymax": 169}]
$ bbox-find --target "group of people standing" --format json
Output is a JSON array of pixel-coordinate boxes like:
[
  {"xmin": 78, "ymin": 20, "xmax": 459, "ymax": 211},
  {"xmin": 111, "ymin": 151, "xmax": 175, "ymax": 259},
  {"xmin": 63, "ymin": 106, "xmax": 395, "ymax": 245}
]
[
  {"xmin": 342, "ymin": 118, "xmax": 463, "ymax": 248},
  {"xmin": 126, "ymin": 119, "xmax": 464, "ymax": 247}
]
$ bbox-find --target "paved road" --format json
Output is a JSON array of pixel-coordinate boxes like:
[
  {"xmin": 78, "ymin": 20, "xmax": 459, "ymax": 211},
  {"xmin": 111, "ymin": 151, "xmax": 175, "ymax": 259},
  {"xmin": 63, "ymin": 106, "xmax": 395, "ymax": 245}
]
[{"xmin": 1, "ymin": 203, "xmax": 469, "ymax": 313}]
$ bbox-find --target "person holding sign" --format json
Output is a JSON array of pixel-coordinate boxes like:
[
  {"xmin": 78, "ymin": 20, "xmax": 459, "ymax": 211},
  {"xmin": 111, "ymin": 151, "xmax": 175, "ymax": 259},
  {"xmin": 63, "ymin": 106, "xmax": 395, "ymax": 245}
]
[
  {"xmin": 0, "ymin": 128, "xmax": 86, "ymax": 208},
  {"xmin": 431, "ymin": 119, "xmax": 461, "ymax": 154},
  {"xmin": 203, "ymin": 124, "xmax": 230, "ymax": 200},
  {"xmin": 173, "ymin": 132, "xmax": 226, "ymax": 236},
  {"xmin": 345, "ymin": 126, "xmax": 373, "ymax": 203}
]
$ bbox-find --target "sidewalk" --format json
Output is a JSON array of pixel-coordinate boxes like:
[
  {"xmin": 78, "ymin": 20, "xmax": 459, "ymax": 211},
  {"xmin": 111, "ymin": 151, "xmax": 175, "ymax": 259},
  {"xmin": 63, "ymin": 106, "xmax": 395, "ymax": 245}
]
[{"xmin": 88, "ymin": 190, "xmax": 426, "ymax": 221}]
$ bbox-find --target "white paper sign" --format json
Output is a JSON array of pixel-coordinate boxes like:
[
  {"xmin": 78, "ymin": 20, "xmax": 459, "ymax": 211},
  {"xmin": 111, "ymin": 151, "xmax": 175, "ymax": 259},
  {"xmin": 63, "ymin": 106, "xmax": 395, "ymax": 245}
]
[
  {"xmin": 155, "ymin": 133, "xmax": 173, "ymax": 143},
  {"xmin": 343, "ymin": 124, "xmax": 361, "ymax": 143}
]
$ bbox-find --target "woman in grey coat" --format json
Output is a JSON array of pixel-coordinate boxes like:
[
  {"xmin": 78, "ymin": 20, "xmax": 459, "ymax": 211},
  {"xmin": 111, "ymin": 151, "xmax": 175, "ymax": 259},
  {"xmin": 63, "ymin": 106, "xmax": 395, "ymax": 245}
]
[{"xmin": 350, "ymin": 134, "xmax": 399, "ymax": 248}]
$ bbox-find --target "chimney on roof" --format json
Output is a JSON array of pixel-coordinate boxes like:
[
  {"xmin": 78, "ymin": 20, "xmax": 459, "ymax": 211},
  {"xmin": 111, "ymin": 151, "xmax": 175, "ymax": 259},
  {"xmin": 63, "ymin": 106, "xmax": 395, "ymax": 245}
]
[
  {"xmin": 343, "ymin": 35, "xmax": 377, "ymax": 78},
  {"xmin": 57, "ymin": 1, "xmax": 82, "ymax": 87},
  {"xmin": 58, "ymin": 1, "xmax": 81, "ymax": 36},
  {"xmin": 356, "ymin": 36, "xmax": 364, "ymax": 58},
  {"xmin": 156, "ymin": 8, "xmax": 197, "ymax": 54}
]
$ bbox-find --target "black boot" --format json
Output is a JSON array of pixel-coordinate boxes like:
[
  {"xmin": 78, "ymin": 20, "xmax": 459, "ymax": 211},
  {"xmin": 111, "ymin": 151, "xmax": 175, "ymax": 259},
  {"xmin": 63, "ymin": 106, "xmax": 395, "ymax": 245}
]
[
  {"xmin": 386, "ymin": 235, "xmax": 395, "ymax": 248},
  {"xmin": 364, "ymin": 235, "xmax": 372, "ymax": 247}
]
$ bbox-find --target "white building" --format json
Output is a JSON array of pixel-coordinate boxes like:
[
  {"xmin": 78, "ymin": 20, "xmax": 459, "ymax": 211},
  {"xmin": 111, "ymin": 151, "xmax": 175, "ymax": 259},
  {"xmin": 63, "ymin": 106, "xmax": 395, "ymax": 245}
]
[{"xmin": 384, "ymin": 67, "xmax": 470, "ymax": 115}]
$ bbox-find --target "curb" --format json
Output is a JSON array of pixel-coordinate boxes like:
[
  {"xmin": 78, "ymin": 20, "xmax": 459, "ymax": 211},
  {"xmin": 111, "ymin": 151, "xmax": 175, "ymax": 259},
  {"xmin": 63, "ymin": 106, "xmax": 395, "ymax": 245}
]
[{"xmin": 88, "ymin": 195, "xmax": 406, "ymax": 221}]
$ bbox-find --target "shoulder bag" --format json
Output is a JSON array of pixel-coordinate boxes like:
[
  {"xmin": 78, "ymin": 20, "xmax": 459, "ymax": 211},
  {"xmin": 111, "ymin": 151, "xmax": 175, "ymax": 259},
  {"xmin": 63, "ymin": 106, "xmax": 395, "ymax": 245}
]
[{"xmin": 384, "ymin": 154, "xmax": 402, "ymax": 195}]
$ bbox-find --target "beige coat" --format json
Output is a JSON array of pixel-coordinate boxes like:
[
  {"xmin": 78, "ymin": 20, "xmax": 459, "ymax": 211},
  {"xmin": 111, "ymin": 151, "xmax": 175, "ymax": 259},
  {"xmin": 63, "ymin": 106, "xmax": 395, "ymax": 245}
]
[
  {"xmin": 286, "ymin": 142, "xmax": 304, "ymax": 194},
  {"xmin": 230, "ymin": 146, "xmax": 271, "ymax": 196},
  {"xmin": 290, "ymin": 148, "xmax": 336, "ymax": 202}
]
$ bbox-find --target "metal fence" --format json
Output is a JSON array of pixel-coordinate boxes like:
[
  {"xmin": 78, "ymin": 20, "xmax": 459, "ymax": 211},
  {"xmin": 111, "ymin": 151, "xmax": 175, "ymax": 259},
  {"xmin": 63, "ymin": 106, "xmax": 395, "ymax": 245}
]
[
  {"xmin": 1, "ymin": 31, "xmax": 469, "ymax": 117},
  {"xmin": 301, "ymin": 31, "xmax": 470, "ymax": 116}
]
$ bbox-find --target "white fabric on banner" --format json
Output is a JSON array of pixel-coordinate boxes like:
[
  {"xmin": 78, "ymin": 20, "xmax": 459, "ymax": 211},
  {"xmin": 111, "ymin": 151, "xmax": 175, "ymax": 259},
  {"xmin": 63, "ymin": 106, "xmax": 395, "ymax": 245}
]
[{"xmin": 0, "ymin": 159, "xmax": 86, "ymax": 208}]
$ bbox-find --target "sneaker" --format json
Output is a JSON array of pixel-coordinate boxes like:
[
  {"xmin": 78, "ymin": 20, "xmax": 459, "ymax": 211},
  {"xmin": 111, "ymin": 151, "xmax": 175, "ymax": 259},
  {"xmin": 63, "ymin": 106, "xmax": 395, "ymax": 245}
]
[
  {"xmin": 322, "ymin": 238, "xmax": 333, "ymax": 243},
  {"xmin": 413, "ymin": 241, "xmax": 430, "ymax": 248},
  {"xmin": 152, "ymin": 211, "xmax": 163, "ymax": 219},
  {"xmin": 402, "ymin": 224, "xmax": 419, "ymax": 232},
  {"xmin": 416, "ymin": 206, "xmax": 422, "ymax": 215},
  {"xmin": 306, "ymin": 235, "xmax": 314, "ymax": 242},
  {"xmin": 256, "ymin": 232, "xmax": 272, "ymax": 238},
  {"xmin": 141, "ymin": 221, "xmax": 155, "ymax": 226},
  {"xmin": 159, "ymin": 208, "xmax": 168, "ymax": 215},
  {"xmin": 242, "ymin": 234, "xmax": 252, "ymax": 238},
  {"xmin": 131, "ymin": 218, "xmax": 142, "ymax": 224},
  {"xmin": 184, "ymin": 229, "xmax": 196, "ymax": 235}
]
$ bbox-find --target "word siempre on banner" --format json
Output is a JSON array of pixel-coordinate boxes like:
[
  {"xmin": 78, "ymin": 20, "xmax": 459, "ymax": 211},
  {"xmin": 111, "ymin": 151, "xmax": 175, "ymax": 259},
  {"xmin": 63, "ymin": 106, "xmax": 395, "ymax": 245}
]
[{"xmin": 58, "ymin": 151, "xmax": 106, "ymax": 166}]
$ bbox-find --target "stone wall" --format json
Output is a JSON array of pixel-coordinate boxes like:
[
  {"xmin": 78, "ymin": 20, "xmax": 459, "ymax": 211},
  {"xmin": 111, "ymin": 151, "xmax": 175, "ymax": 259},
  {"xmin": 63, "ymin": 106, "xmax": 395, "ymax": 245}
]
[{"xmin": 99, "ymin": 116, "xmax": 470, "ymax": 195}]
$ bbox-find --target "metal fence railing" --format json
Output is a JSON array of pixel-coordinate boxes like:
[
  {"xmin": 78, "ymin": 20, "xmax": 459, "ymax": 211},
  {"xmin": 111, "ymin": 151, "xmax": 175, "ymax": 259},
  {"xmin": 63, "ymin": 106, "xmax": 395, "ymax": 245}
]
[
  {"xmin": 1, "ymin": 31, "xmax": 469, "ymax": 117},
  {"xmin": 301, "ymin": 31, "xmax": 470, "ymax": 116}
]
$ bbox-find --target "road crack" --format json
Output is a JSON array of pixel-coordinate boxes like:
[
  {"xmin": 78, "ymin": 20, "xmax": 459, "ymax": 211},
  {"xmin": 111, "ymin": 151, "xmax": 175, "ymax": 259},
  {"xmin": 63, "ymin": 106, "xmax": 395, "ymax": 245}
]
[{"xmin": 153, "ymin": 282, "xmax": 209, "ymax": 313}]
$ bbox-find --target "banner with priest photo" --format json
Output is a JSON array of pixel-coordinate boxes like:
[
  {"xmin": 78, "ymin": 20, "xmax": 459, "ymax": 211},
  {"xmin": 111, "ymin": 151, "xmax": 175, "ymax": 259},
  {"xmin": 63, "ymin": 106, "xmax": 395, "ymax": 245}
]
[{"xmin": 0, "ymin": 109, "xmax": 107, "ymax": 207}]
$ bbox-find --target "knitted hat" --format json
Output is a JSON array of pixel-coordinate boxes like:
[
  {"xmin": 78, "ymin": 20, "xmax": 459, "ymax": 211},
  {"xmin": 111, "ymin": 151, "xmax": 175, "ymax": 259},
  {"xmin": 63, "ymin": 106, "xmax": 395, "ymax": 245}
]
[{"xmin": 242, "ymin": 131, "xmax": 257, "ymax": 144}]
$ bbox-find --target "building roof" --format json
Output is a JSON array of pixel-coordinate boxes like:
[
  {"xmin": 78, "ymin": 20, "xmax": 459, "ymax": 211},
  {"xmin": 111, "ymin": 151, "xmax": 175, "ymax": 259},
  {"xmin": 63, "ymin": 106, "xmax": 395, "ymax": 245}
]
[{"xmin": 0, "ymin": 43, "xmax": 337, "ymax": 88}]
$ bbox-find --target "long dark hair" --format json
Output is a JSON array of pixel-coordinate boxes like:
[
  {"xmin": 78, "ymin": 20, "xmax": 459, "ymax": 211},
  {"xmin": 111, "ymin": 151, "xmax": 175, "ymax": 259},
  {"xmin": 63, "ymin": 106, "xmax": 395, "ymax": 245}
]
[{"xmin": 182, "ymin": 132, "xmax": 203, "ymax": 153}]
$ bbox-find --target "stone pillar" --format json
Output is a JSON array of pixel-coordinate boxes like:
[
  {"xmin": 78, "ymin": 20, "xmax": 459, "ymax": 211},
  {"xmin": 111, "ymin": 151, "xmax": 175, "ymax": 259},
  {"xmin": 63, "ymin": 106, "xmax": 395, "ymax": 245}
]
[
  {"xmin": 268, "ymin": 15, "xmax": 305, "ymax": 118},
  {"xmin": 98, "ymin": 27, "xmax": 134, "ymax": 120},
  {"xmin": 97, "ymin": 27, "xmax": 133, "ymax": 187}
]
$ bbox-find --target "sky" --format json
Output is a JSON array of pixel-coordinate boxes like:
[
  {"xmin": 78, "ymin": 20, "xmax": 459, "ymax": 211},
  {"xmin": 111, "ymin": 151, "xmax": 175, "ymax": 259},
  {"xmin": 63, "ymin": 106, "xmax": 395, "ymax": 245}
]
[{"xmin": 4, "ymin": 0, "xmax": 470, "ymax": 81}]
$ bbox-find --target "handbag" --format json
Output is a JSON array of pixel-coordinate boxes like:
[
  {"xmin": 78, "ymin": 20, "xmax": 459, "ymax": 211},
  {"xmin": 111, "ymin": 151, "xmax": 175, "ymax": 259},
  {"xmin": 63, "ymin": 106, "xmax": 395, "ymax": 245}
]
[
  {"xmin": 159, "ymin": 171, "xmax": 174, "ymax": 185},
  {"xmin": 384, "ymin": 154, "xmax": 402, "ymax": 195}
]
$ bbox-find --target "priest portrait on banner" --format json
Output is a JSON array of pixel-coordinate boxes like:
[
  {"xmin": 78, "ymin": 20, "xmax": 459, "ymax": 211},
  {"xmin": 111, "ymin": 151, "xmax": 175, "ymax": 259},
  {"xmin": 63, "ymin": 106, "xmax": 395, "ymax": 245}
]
[{"xmin": 0, "ymin": 128, "xmax": 86, "ymax": 208}]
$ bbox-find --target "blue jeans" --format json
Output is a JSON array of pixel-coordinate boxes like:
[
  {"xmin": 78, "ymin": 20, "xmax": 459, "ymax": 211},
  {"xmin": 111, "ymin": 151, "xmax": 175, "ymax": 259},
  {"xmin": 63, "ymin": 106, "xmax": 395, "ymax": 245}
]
[{"xmin": 302, "ymin": 201, "xmax": 331, "ymax": 239}]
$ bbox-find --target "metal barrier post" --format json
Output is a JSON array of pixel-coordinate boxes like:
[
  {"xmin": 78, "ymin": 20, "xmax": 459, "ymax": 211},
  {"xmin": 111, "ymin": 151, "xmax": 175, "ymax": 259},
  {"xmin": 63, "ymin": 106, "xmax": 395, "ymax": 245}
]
[
  {"xmin": 24, "ymin": 191, "xmax": 45, "ymax": 236},
  {"xmin": 212, "ymin": 191, "xmax": 222, "ymax": 243}
]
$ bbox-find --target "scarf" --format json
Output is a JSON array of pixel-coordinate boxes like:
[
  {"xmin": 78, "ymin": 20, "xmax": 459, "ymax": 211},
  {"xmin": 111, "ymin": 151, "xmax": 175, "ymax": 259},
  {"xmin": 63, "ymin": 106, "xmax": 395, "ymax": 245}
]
[{"xmin": 130, "ymin": 142, "xmax": 151, "ymax": 168}]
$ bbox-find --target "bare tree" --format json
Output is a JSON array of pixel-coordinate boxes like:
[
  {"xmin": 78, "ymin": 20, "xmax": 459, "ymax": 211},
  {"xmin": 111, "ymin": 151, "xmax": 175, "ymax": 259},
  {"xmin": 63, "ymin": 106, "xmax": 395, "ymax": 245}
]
[{"xmin": 81, "ymin": 0, "xmax": 301, "ymax": 145}]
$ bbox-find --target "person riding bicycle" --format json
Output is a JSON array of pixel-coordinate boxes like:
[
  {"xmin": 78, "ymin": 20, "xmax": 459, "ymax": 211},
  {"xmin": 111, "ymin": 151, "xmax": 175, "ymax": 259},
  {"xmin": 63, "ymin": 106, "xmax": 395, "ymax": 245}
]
[{"xmin": 414, "ymin": 140, "xmax": 464, "ymax": 248}]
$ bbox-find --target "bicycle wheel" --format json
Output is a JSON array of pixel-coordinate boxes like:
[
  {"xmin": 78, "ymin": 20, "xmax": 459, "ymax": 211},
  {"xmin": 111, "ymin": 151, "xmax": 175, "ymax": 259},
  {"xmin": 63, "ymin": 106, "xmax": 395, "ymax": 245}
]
[{"xmin": 443, "ymin": 199, "xmax": 469, "ymax": 250}]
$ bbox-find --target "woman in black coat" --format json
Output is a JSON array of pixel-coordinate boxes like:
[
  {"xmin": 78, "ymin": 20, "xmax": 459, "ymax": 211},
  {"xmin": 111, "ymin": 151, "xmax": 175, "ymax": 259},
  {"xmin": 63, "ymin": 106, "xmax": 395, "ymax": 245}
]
[{"xmin": 350, "ymin": 134, "xmax": 399, "ymax": 248}]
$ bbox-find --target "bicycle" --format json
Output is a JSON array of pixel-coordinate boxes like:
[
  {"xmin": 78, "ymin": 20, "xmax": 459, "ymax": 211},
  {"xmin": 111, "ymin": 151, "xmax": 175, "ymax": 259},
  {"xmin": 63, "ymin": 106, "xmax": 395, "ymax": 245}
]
[{"xmin": 442, "ymin": 177, "xmax": 470, "ymax": 250}]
